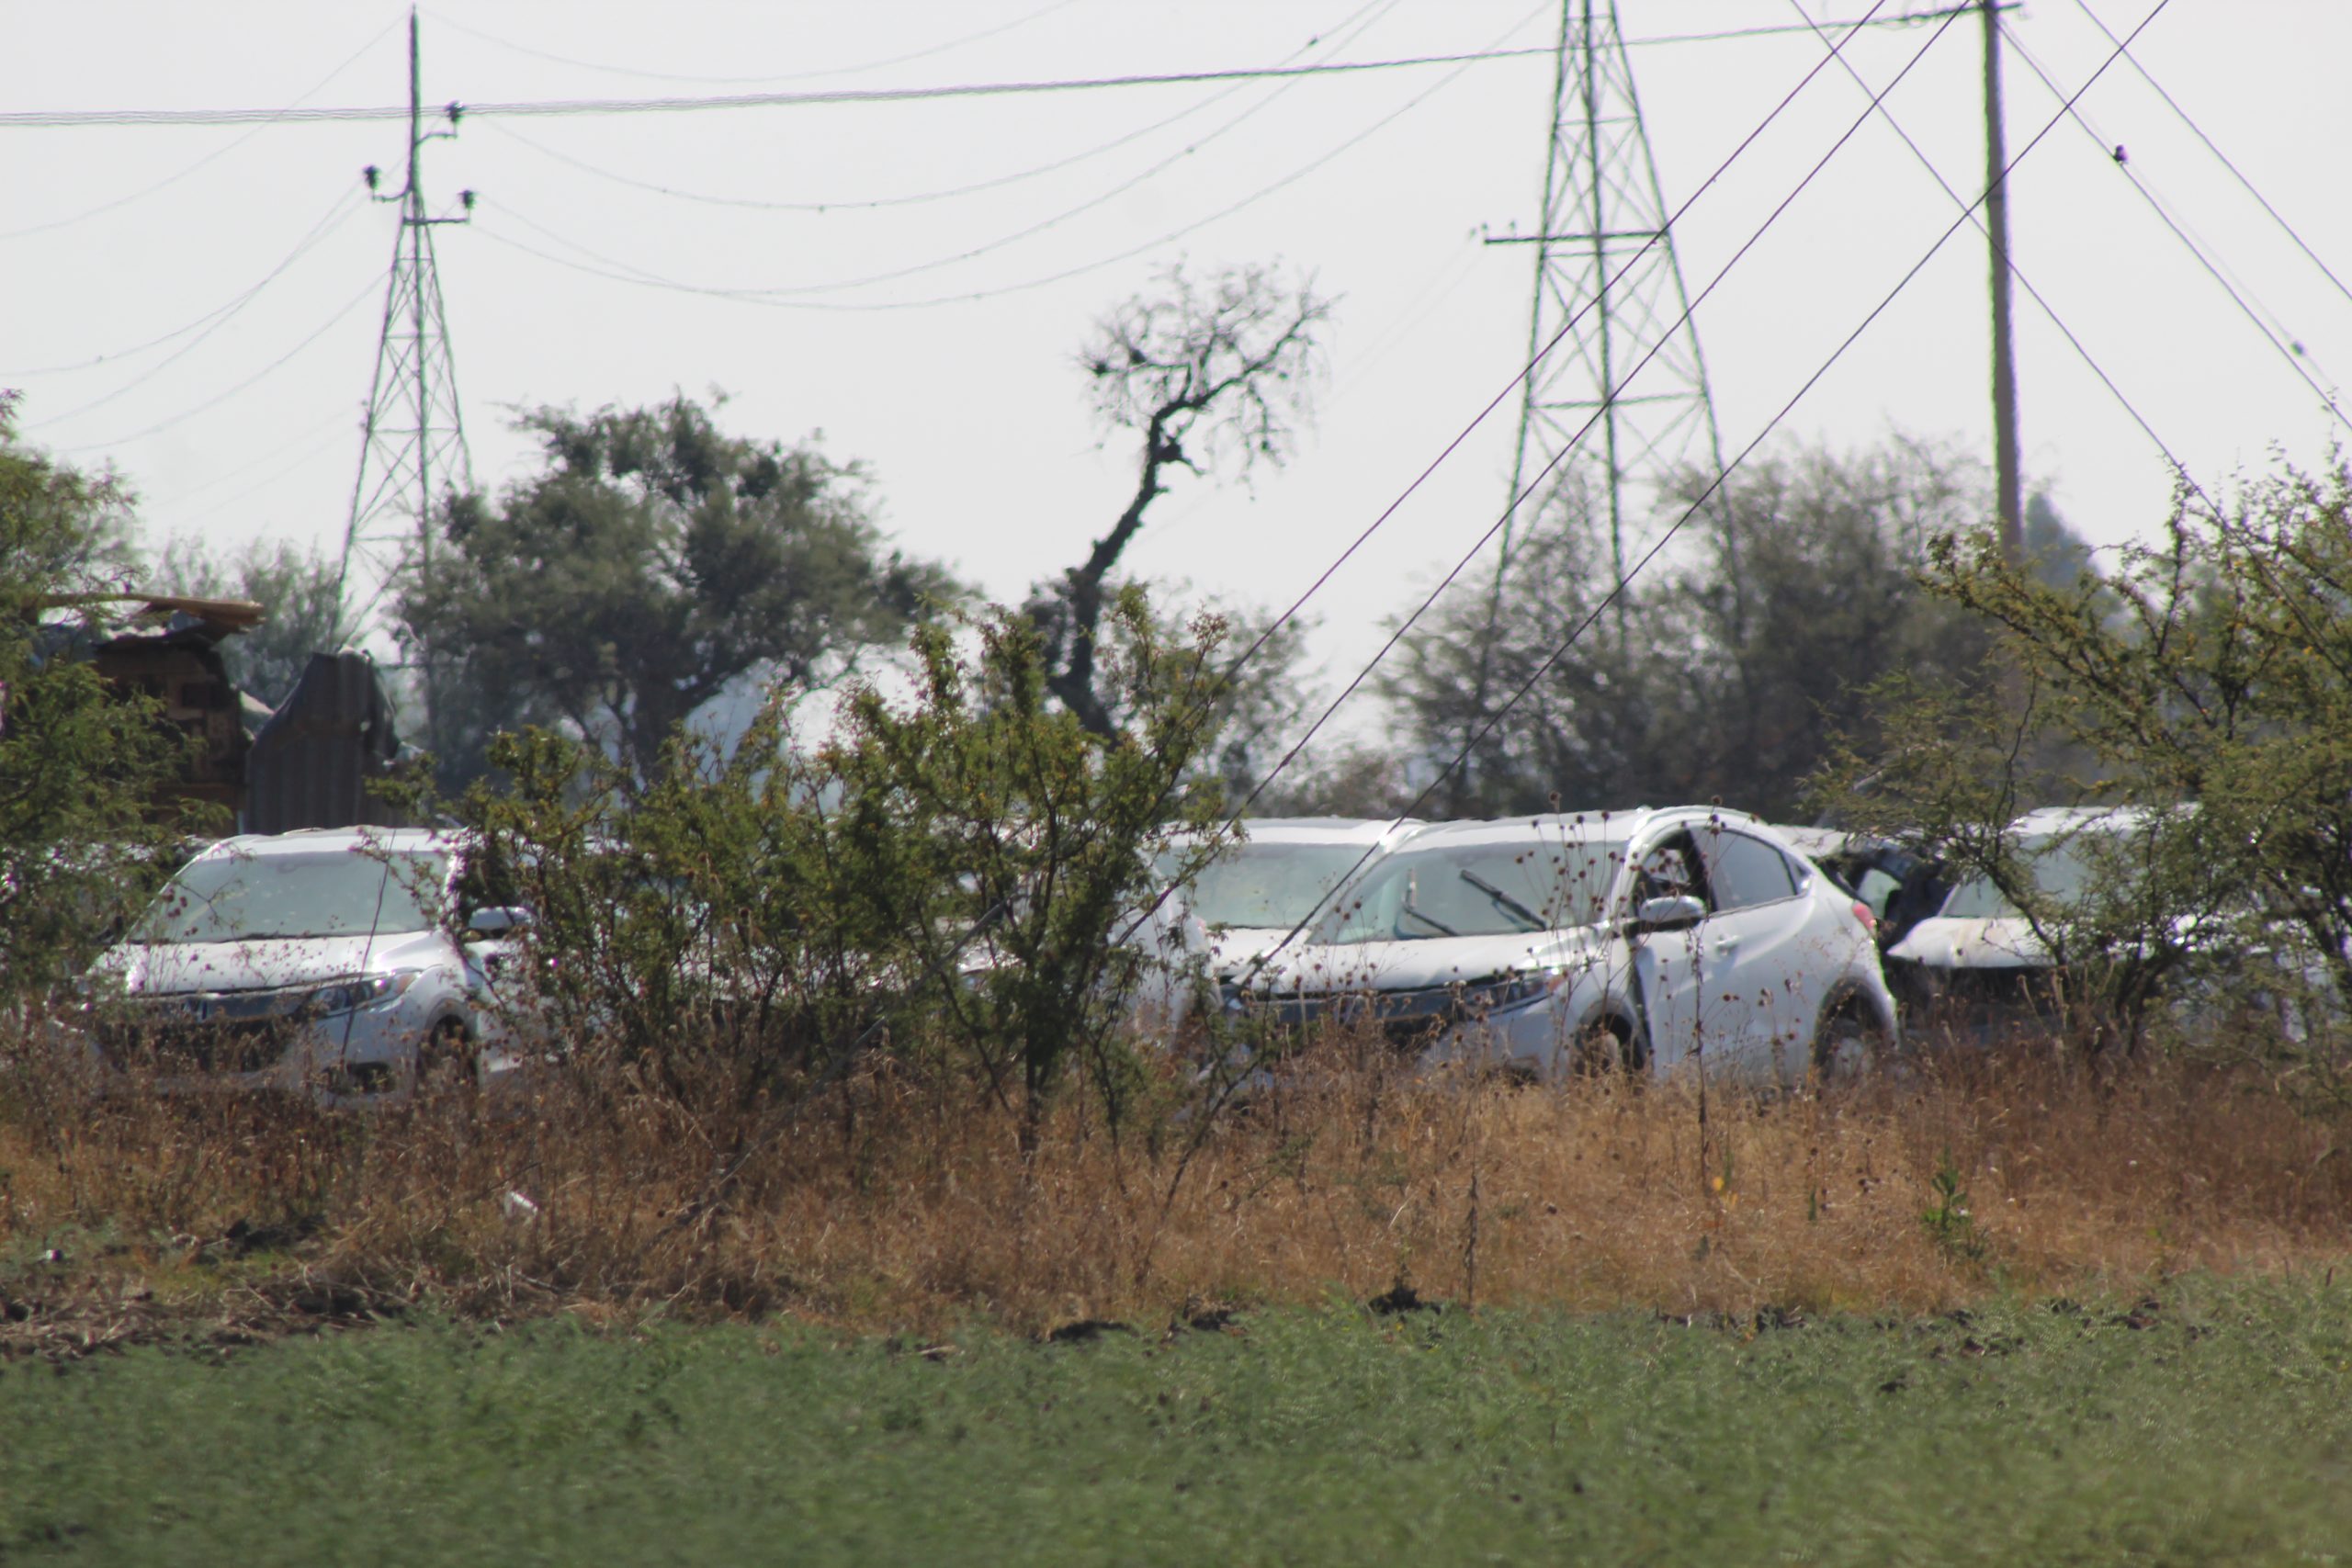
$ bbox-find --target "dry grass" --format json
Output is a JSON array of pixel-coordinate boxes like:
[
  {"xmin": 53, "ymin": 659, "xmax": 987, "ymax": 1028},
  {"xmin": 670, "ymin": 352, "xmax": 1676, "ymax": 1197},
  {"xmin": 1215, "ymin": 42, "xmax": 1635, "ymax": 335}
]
[{"xmin": 6, "ymin": 1029, "xmax": 2350, "ymax": 1340}]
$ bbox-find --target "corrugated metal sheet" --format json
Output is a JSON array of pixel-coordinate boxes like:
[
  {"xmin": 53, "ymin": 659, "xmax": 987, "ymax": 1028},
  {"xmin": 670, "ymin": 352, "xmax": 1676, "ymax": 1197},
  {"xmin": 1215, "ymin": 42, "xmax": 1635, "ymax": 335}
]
[{"xmin": 243, "ymin": 652, "xmax": 405, "ymax": 834}]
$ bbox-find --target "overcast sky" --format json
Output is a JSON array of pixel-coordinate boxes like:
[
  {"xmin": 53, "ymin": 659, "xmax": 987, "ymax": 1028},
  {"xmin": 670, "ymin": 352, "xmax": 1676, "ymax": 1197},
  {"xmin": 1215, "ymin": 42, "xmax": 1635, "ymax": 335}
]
[{"xmin": 5, "ymin": 1, "xmax": 2346, "ymax": 717}]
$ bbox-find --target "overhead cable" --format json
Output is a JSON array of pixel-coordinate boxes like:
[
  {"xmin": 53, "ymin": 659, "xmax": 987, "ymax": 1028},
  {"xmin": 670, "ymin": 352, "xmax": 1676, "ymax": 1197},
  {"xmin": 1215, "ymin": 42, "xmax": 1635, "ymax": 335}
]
[
  {"xmin": 2068, "ymin": 0, "xmax": 2352, "ymax": 313},
  {"xmin": 1997, "ymin": 19, "xmax": 2349, "ymax": 433},
  {"xmin": 478, "ymin": 0, "xmax": 1398, "ymax": 215},
  {"xmin": 57, "ymin": 275, "xmax": 380, "ymax": 454},
  {"xmin": 475, "ymin": 10, "xmax": 1531, "ymax": 311},
  {"xmin": 9, "ymin": 191, "xmax": 359, "ymax": 393},
  {"xmin": 0, "ymin": 10, "xmax": 1991, "ymax": 130},
  {"xmin": 1224, "ymin": 2, "xmax": 2174, "ymax": 976},
  {"xmin": 0, "ymin": 18, "xmax": 397, "ymax": 241},
  {"xmin": 0, "ymin": 46, "xmax": 1558, "ymax": 127},
  {"xmin": 426, "ymin": 0, "xmax": 1086, "ymax": 90}
]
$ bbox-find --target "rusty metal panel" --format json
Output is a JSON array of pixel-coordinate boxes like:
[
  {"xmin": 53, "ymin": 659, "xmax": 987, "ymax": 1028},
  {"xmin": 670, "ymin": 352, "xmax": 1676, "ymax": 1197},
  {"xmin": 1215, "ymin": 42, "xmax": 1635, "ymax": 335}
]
[{"xmin": 243, "ymin": 652, "xmax": 406, "ymax": 834}]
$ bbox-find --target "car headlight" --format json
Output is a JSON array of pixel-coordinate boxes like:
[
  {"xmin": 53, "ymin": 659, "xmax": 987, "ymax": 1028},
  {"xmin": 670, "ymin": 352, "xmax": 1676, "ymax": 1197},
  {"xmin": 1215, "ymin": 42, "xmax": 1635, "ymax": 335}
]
[
  {"xmin": 304, "ymin": 971, "xmax": 421, "ymax": 1018},
  {"xmin": 1480, "ymin": 974, "xmax": 1556, "ymax": 1011}
]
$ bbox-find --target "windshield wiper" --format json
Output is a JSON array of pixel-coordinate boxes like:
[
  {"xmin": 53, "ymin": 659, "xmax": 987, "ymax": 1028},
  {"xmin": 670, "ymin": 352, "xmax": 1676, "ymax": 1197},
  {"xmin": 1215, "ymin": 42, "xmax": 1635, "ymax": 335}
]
[
  {"xmin": 1398, "ymin": 901, "xmax": 1459, "ymax": 937},
  {"xmin": 1458, "ymin": 868, "xmax": 1545, "ymax": 931}
]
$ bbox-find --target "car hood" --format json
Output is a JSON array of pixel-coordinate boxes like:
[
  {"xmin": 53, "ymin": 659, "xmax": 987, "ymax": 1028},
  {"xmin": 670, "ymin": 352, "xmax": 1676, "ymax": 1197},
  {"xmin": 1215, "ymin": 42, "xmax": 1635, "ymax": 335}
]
[
  {"xmin": 92, "ymin": 929, "xmax": 455, "ymax": 996},
  {"xmin": 1240, "ymin": 928, "xmax": 1604, "ymax": 995},
  {"xmin": 1205, "ymin": 925, "xmax": 1307, "ymax": 976},
  {"xmin": 1886, "ymin": 915, "xmax": 2050, "ymax": 971}
]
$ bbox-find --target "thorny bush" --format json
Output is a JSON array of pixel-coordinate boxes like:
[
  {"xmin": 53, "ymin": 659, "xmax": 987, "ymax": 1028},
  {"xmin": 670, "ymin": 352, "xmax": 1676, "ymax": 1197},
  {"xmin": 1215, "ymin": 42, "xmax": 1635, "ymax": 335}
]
[{"xmin": 452, "ymin": 591, "xmax": 1238, "ymax": 1147}]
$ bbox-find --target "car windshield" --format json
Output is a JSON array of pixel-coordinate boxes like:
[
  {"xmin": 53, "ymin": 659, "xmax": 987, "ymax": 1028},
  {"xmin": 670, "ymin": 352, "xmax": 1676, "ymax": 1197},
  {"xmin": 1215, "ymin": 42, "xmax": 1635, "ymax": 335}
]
[
  {"xmin": 1172, "ymin": 841, "xmax": 1379, "ymax": 931},
  {"xmin": 1939, "ymin": 836, "xmax": 2097, "ymax": 920},
  {"xmin": 1312, "ymin": 839, "xmax": 1626, "ymax": 943},
  {"xmin": 130, "ymin": 850, "xmax": 449, "ymax": 943}
]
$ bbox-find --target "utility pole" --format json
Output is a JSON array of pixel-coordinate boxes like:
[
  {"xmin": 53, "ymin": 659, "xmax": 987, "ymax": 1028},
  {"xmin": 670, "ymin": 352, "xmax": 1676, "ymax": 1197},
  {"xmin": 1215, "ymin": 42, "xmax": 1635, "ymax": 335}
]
[
  {"xmin": 338, "ymin": 6, "xmax": 475, "ymax": 754},
  {"xmin": 1457, "ymin": 0, "xmax": 1724, "ymax": 811},
  {"xmin": 1982, "ymin": 0, "xmax": 2024, "ymax": 563}
]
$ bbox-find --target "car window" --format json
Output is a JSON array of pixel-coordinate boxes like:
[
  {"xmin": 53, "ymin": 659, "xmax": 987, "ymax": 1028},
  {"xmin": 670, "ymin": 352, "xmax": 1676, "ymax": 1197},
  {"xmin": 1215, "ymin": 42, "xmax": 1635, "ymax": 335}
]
[
  {"xmin": 1316, "ymin": 838, "xmax": 1626, "ymax": 942},
  {"xmin": 1856, "ymin": 866, "xmax": 1904, "ymax": 920},
  {"xmin": 130, "ymin": 849, "xmax": 450, "ymax": 943},
  {"xmin": 1168, "ymin": 841, "xmax": 1376, "ymax": 931},
  {"xmin": 1939, "ymin": 833, "xmax": 2101, "ymax": 920},
  {"xmin": 1703, "ymin": 830, "xmax": 1799, "ymax": 911},
  {"xmin": 1630, "ymin": 833, "xmax": 1709, "ymax": 912}
]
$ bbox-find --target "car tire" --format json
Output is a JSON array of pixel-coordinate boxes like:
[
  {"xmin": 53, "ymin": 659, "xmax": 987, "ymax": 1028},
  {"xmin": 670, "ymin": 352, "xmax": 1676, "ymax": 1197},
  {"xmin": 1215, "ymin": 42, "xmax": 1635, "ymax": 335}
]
[
  {"xmin": 416, "ymin": 1016, "xmax": 478, "ymax": 1093},
  {"xmin": 1569, "ymin": 1015, "xmax": 1645, "ymax": 1080},
  {"xmin": 1810, "ymin": 993, "xmax": 1891, "ymax": 1085}
]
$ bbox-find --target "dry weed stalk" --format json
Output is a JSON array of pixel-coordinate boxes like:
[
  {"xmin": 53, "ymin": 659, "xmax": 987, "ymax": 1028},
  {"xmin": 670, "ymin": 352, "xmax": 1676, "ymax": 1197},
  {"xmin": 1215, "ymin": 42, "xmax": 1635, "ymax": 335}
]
[{"xmin": 5, "ymin": 1027, "xmax": 2350, "ymax": 1337}]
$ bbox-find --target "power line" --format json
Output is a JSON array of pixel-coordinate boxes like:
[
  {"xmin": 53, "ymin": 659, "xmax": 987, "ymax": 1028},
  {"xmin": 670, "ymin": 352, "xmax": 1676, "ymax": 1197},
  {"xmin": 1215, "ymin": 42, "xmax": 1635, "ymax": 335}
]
[
  {"xmin": 14, "ymin": 194, "xmax": 360, "ymax": 421},
  {"xmin": 1222, "ymin": 3, "xmax": 2171, "ymax": 977},
  {"xmin": 475, "ymin": 18, "xmax": 1526, "ymax": 312},
  {"xmin": 1623, "ymin": 5, "xmax": 2004, "ymax": 49},
  {"xmin": 2000, "ymin": 21, "xmax": 2328, "ymax": 372},
  {"xmin": 655, "ymin": 0, "xmax": 1498, "ymax": 299},
  {"xmin": 1, "ymin": 12, "xmax": 1990, "ymax": 130},
  {"xmin": 171, "ymin": 412, "xmax": 360, "ymax": 529},
  {"xmin": 426, "ymin": 0, "xmax": 1086, "ymax": 90},
  {"xmin": 0, "ymin": 20, "xmax": 398, "ymax": 242},
  {"xmin": 0, "ymin": 46, "xmax": 1562, "ymax": 128},
  {"xmin": 57, "ymin": 275, "xmax": 381, "ymax": 454},
  {"xmin": 1784, "ymin": 0, "xmax": 2210, "ymax": 507},
  {"xmin": 1233, "ymin": 0, "xmax": 1968, "ymax": 830},
  {"xmin": 2067, "ymin": 0, "xmax": 2352, "ymax": 313},
  {"xmin": 477, "ymin": 0, "xmax": 1398, "ymax": 217},
  {"xmin": 1996, "ymin": 18, "xmax": 2350, "ymax": 434},
  {"xmin": 164, "ymin": 402, "xmax": 357, "ymax": 506}
]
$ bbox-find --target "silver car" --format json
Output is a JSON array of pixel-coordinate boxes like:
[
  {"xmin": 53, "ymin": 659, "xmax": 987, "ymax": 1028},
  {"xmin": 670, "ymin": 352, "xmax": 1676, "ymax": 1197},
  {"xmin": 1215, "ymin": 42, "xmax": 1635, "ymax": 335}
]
[
  {"xmin": 1231, "ymin": 807, "xmax": 1899, "ymax": 1085},
  {"xmin": 76, "ymin": 828, "xmax": 522, "ymax": 1102}
]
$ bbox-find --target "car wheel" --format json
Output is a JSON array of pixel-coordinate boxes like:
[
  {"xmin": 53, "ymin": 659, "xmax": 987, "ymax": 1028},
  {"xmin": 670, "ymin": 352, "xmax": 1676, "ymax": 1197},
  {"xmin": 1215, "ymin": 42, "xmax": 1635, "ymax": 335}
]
[
  {"xmin": 1810, "ymin": 994, "xmax": 1890, "ymax": 1085},
  {"xmin": 1569, "ymin": 1016, "xmax": 1645, "ymax": 1080},
  {"xmin": 417, "ymin": 1016, "xmax": 477, "ymax": 1092}
]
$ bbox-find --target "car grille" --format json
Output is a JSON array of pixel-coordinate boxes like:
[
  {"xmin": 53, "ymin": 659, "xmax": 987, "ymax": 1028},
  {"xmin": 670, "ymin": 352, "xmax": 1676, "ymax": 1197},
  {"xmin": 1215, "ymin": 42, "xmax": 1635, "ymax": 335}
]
[
  {"xmin": 1226, "ymin": 976, "xmax": 1539, "ymax": 1051},
  {"xmin": 96, "ymin": 990, "xmax": 308, "ymax": 1076}
]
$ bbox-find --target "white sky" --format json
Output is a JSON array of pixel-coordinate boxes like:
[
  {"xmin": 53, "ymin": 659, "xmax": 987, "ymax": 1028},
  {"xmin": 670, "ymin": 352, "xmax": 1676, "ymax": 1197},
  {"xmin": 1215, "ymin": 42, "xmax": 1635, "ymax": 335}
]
[{"xmin": 5, "ymin": 1, "xmax": 2346, "ymax": 717}]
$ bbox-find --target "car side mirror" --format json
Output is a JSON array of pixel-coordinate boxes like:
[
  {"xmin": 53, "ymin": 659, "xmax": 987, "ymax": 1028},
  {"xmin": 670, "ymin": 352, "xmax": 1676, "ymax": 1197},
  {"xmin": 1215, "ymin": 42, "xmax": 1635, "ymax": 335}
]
[
  {"xmin": 468, "ymin": 905, "xmax": 533, "ymax": 937},
  {"xmin": 1635, "ymin": 894, "xmax": 1706, "ymax": 931}
]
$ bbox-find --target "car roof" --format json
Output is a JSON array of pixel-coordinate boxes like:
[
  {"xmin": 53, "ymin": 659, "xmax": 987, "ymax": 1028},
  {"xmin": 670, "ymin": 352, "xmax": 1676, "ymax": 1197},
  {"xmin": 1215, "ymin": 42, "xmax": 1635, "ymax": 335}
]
[
  {"xmin": 1385, "ymin": 806, "xmax": 1768, "ymax": 852},
  {"xmin": 1227, "ymin": 817, "xmax": 1426, "ymax": 847},
  {"xmin": 2012, "ymin": 805, "xmax": 2154, "ymax": 836},
  {"xmin": 196, "ymin": 827, "xmax": 464, "ymax": 861}
]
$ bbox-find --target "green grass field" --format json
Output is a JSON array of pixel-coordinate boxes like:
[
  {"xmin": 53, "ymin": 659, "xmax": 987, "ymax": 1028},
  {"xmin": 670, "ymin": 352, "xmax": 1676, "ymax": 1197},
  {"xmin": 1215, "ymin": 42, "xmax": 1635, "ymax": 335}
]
[{"xmin": 6, "ymin": 1276, "xmax": 2350, "ymax": 1564}]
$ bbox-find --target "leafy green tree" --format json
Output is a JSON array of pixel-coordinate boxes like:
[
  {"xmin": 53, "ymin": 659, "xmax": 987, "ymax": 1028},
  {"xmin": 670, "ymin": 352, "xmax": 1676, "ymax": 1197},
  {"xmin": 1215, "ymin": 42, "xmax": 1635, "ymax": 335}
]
[
  {"xmin": 1825, "ymin": 456, "xmax": 2352, "ymax": 1041},
  {"xmin": 0, "ymin": 397, "xmax": 194, "ymax": 1000},
  {"xmin": 400, "ymin": 396, "xmax": 964, "ymax": 787},
  {"xmin": 447, "ymin": 589, "xmax": 1233, "ymax": 1158},
  {"xmin": 150, "ymin": 536, "xmax": 346, "ymax": 707},
  {"xmin": 829, "ymin": 592, "xmax": 1231, "ymax": 1148}
]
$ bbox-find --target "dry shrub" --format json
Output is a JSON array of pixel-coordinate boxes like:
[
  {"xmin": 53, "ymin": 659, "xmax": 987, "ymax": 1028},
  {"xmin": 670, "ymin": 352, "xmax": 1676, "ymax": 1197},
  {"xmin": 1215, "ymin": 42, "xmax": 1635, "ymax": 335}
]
[{"xmin": 5, "ymin": 1026, "xmax": 2351, "ymax": 1337}]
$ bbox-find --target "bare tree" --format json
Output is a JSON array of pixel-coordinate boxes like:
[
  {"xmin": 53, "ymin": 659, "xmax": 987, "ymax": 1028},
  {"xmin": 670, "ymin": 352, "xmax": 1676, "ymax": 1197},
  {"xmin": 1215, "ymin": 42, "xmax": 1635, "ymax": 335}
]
[{"xmin": 1033, "ymin": 261, "xmax": 1330, "ymax": 735}]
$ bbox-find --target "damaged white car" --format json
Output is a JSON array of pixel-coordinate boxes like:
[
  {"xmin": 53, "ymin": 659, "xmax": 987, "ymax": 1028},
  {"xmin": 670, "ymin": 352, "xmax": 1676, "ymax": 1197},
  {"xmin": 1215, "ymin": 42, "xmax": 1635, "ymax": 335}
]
[
  {"xmin": 1228, "ymin": 807, "xmax": 1898, "ymax": 1085},
  {"xmin": 73, "ymin": 828, "xmax": 524, "ymax": 1102}
]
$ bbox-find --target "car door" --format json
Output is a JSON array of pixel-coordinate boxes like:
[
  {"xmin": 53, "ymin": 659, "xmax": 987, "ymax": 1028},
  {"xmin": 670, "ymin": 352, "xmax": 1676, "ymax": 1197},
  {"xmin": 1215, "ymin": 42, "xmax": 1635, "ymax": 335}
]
[
  {"xmin": 1692, "ymin": 823, "xmax": 1816, "ymax": 1083},
  {"xmin": 1623, "ymin": 830, "xmax": 1710, "ymax": 1073}
]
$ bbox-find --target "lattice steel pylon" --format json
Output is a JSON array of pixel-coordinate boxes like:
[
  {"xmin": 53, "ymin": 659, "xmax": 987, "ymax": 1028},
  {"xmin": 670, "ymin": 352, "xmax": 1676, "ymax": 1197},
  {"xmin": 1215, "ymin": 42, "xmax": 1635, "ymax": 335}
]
[
  {"xmin": 337, "ymin": 8, "xmax": 473, "ymax": 665},
  {"xmin": 1486, "ymin": 0, "xmax": 1725, "ymax": 596}
]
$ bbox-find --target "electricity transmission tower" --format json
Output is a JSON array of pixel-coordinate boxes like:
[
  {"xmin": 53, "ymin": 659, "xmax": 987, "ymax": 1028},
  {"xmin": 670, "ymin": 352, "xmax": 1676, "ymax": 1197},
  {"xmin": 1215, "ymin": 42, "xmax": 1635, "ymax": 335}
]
[
  {"xmin": 1485, "ymin": 0, "xmax": 1725, "ymax": 597},
  {"xmin": 337, "ymin": 8, "xmax": 474, "ymax": 731},
  {"xmin": 1451, "ymin": 0, "xmax": 1724, "ymax": 811}
]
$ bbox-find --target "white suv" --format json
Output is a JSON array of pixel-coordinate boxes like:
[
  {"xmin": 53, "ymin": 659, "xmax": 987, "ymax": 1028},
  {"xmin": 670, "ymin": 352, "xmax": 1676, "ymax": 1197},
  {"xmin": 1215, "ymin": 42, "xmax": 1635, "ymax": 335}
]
[
  {"xmin": 76, "ymin": 828, "xmax": 521, "ymax": 1102},
  {"xmin": 1229, "ymin": 807, "xmax": 1899, "ymax": 1085}
]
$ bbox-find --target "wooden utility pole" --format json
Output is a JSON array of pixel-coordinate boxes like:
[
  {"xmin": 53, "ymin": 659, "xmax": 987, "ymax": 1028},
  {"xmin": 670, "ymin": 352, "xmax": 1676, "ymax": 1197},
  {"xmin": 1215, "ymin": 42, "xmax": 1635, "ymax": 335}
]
[{"xmin": 1982, "ymin": 0, "xmax": 2024, "ymax": 563}]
